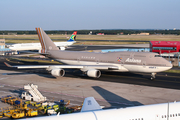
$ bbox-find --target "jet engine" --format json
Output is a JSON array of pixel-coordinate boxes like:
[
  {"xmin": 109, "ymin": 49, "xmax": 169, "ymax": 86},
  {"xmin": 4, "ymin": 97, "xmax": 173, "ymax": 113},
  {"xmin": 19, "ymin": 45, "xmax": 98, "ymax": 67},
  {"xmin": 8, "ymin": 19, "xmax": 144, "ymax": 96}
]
[
  {"xmin": 87, "ymin": 69, "xmax": 101, "ymax": 78},
  {"xmin": 51, "ymin": 69, "xmax": 65, "ymax": 77}
]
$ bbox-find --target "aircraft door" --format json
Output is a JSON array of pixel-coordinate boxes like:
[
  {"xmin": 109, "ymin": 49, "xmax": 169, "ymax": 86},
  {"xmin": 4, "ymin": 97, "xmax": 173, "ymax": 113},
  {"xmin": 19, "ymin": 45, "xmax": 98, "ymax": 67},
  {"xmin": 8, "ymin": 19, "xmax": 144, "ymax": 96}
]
[
  {"xmin": 77, "ymin": 57, "xmax": 80, "ymax": 64},
  {"xmin": 96, "ymin": 59, "xmax": 99, "ymax": 64},
  {"xmin": 130, "ymin": 53, "xmax": 135, "ymax": 59},
  {"xmin": 142, "ymin": 61, "xmax": 146, "ymax": 68},
  {"xmin": 155, "ymin": 114, "xmax": 160, "ymax": 120}
]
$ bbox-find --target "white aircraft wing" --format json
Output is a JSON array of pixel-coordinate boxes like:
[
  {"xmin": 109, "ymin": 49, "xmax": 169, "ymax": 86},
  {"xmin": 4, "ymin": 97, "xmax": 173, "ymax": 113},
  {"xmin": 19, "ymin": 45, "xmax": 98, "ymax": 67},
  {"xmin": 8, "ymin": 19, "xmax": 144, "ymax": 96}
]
[
  {"xmin": 81, "ymin": 97, "xmax": 102, "ymax": 112},
  {"xmin": 4, "ymin": 62, "xmax": 119, "ymax": 70}
]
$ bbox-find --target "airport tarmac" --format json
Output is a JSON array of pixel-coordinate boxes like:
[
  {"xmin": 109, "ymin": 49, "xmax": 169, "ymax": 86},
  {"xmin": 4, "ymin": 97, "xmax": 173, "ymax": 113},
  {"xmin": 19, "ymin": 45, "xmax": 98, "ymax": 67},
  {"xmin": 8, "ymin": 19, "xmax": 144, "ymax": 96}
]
[
  {"xmin": 0, "ymin": 57, "xmax": 180, "ymax": 110},
  {"xmin": 1, "ymin": 68, "xmax": 180, "ymax": 108},
  {"xmin": 0, "ymin": 43, "xmax": 180, "ymax": 119}
]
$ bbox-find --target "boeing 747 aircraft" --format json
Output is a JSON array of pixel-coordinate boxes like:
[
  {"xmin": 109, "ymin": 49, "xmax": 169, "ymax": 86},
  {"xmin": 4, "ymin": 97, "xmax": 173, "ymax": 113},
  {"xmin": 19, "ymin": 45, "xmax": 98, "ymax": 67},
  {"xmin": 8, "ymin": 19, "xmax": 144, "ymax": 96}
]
[
  {"xmin": 19, "ymin": 97, "xmax": 180, "ymax": 120},
  {"xmin": 8, "ymin": 31, "xmax": 77, "ymax": 51},
  {"xmin": 5, "ymin": 28, "xmax": 172, "ymax": 79}
]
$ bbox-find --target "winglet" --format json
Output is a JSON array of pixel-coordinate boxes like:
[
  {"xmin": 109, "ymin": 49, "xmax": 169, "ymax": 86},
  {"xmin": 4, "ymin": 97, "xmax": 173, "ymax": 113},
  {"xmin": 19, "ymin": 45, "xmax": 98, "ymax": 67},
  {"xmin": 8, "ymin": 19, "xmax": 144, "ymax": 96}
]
[
  {"xmin": 68, "ymin": 31, "xmax": 77, "ymax": 42},
  {"xmin": 81, "ymin": 97, "xmax": 102, "ymax": 112},
  {"xmin": 4, "ymin": 62, "xmax": 12, "ymax": 67}
]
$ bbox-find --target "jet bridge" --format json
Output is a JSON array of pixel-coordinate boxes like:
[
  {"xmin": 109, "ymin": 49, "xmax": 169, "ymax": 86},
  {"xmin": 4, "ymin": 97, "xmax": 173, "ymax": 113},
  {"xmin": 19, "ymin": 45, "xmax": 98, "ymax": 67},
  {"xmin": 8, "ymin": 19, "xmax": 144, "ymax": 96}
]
[{"xmin": 23, "ymin": 84, "xmax": 46, "ymax": 102}]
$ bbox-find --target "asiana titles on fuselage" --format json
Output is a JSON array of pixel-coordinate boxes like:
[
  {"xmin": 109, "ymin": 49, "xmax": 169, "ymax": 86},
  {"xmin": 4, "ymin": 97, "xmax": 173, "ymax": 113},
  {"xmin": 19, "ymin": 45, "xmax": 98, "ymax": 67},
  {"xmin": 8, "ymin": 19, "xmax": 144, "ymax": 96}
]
[{"xmin": 125, "ymin": 58, "xmax": 141, "ymax": 63}]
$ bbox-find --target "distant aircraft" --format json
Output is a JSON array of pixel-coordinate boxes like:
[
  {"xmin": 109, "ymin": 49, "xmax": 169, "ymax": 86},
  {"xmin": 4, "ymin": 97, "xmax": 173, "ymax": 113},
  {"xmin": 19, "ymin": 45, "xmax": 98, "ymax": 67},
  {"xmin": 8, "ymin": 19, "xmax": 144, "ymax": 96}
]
[
  {"xmin": 19, "ymin": 97, "xmax": 180, "ymax": 120},
  {"xmin": 5, "ymin": 28, "xmax": 172, "ymax": 79},
  {"xmin": 8, "ymin": 31, "xmax": 77, "ymax": 51}
]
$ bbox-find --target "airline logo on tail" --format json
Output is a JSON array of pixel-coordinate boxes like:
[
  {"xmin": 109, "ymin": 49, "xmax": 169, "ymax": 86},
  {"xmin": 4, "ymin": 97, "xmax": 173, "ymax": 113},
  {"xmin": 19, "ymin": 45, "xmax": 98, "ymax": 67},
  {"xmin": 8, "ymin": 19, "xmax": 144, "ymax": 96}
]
[
  {"xmin": 68, "ymin": 31, "xmax": 77, "ymax": 42},
  {"xmin": 36, "ymin": 28, "xmax": 46, "ymax": 53},
  {"xmin": 36, "ymin": 27, "xmax": 59, "ymax": 53}
]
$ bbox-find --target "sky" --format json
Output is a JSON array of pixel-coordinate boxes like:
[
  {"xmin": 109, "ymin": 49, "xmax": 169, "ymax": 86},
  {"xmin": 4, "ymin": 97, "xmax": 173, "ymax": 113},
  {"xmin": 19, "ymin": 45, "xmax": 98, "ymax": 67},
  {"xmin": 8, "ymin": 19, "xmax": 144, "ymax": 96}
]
[{"xmin": 0, "ymin": 0, "xmax": 180, "ymax": 30}]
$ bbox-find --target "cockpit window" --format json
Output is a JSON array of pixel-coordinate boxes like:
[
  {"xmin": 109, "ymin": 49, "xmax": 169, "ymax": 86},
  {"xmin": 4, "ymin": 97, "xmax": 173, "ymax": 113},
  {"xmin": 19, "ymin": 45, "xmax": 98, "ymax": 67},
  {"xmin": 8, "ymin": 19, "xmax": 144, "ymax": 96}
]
[{"xmin": 155, "ymin": 55, "xmax": 162, "ymax": 57}]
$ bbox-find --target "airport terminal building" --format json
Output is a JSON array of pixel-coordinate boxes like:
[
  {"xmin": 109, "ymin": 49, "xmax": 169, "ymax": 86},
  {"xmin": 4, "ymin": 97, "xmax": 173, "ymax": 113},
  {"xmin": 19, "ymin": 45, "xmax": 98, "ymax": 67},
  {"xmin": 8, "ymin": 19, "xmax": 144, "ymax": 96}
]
[
  {"xmin": 0, "ymin": 39, "xmax": 12, "ymax": 55},
  {"xmin": 150, "ymin": 41, "xmax": 180, "ymax": 54},
  {"xmin": 0, "ymin": 39, "xmax": 5, "ymax": 49}
]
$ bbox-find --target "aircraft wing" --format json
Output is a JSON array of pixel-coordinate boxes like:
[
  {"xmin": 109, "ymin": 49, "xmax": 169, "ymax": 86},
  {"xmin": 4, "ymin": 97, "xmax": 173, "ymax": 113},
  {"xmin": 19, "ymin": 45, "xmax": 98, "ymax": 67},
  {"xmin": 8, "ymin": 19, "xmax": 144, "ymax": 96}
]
[
  {"xmin": 4, "ymin": 62, "xmax": 119, "ymax": 70},
  {"xmin": 81, "ymin": 97, "xmax": 102, "ymax": 112}
]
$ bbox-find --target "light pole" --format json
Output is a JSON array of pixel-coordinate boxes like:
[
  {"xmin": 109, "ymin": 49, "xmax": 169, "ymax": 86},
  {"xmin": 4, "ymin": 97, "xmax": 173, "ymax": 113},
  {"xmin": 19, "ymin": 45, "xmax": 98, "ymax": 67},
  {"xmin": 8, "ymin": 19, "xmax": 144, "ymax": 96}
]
[
  {"xmin": 178, "ymin": 53, "xmax": 180, "ymax": 67},
  {"xmin": 168, "ymin": 50, "xmax": 170, "ymax": 62}
]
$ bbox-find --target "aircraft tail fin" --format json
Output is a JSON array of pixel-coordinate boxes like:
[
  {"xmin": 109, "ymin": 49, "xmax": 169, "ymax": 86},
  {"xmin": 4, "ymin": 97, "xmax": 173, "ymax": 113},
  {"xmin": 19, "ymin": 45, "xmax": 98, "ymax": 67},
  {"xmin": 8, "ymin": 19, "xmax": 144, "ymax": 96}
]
[
  {"xmin": 36, "ymin": 28, "xmax": 59, "ymax": 53},
  {"xmin": 81, "ymin": 97, "xmax": 102, "ymax": 112},
  {"xmin": 67, "ymin": 31, "xmax": 77, "ymax": 42}
]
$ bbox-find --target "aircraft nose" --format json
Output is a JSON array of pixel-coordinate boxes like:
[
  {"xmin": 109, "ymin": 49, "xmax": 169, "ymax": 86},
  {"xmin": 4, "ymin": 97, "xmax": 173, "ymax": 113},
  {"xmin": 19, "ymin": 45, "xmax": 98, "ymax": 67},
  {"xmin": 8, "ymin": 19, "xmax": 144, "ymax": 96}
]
[{"xmin": 166, "ymin": 60, "xmax": 173, "ymax": 69}]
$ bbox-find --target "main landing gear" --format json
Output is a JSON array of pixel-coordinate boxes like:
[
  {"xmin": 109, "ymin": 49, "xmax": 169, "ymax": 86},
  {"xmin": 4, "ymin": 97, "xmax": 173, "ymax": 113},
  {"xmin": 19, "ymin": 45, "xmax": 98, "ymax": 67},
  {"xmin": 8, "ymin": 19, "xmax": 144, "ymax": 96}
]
[{"xmin": 151, "ymin": 73, "xmax": 156, "ymax": 80}]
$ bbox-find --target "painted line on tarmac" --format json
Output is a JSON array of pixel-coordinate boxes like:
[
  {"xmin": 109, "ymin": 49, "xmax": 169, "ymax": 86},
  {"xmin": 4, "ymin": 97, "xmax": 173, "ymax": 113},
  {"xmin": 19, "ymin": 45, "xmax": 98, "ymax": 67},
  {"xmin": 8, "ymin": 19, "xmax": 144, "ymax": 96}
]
[
  {"xmin": 0, "ymin": 91, "xmax": 16, "ymax": 94},
  {"xmin": 102, "ymin": 74, "xmax": 149, "ymax": 81},
  {"xmin": 0, "ymin": 83, "xmax": 134, "ymax": 106},
  {"xmin": 153, "ymin": 79, "xmax": 180, "ymax": 84},
  {"xmin": 103, "ymin": 73, "xmax": 180, "ymax": 83},
  {"xmin": 41, "ymin": 90, "xmax": 133, "ymax": 106}
]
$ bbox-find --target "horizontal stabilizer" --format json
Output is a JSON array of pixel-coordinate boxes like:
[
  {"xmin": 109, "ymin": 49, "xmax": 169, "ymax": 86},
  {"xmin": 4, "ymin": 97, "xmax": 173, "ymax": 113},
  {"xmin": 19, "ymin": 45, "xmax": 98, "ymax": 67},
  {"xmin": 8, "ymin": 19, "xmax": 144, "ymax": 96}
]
[
  {"xmin": 16, "ymin": 50, "xmax": 49, "ymax": 55},
  {"xmin": 81, "ymin": 97, "xmax": 102, "ymax": 112},
  {"xmin": 4, "ymin": 62, "xmax": 12, "ymax": 67}
]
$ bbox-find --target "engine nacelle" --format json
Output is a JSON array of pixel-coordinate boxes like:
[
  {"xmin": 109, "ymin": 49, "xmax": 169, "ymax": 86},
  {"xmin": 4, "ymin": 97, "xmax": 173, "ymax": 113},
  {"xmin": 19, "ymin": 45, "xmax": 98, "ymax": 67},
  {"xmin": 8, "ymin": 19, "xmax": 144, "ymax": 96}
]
[
  {"xmin": 51, "ymin": 69, "xmax": 65, "ymax": 77},
  {"xmin": 87, "ymin": 69, "xmax": 101, "ymax": 78}
]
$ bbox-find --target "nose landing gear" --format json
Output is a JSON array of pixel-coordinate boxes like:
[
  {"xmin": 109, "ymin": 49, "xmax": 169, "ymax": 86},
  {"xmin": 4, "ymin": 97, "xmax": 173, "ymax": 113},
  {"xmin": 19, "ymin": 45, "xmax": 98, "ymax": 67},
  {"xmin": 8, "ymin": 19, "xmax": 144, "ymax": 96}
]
[{"xmin": 151, "ymin": 73, "xmax": 156, "ymax": 80}]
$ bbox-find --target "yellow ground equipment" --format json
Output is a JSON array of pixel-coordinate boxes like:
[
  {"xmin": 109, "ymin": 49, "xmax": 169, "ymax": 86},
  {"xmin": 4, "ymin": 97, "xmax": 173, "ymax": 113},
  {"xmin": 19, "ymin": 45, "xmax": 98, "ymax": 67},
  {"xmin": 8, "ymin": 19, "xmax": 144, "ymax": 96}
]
[
  {"xmin": 1, "ymin": 95, "xmax": 12, "ymax": 103},
  {"xmin": 0, "ymin": 111, "xmax": 3, "ymax": 118},
  {"xmin": 0, "ymin": 95, "xmax": 75, "ymax": 118},
  {"xmin": 26, "ymin": 108, "xmax": 38, "ymax": 117},
  {"xmin": 11, "ymin": 110, "xmax": 25, "ymax": 119},
  {"xmin": 52, "ymin": 104, "xmax": 59, "ymax": 111},
  {"xmin": 3, "ymin": 109, "xmax": 16, "ymax": 118},
  {"xmin": 69, "ymin": 105, "xmax": 82, "ymax": 111},
  {"xmin": 7, "ymin": 97, "xmax": 19, "ymax": 105}
]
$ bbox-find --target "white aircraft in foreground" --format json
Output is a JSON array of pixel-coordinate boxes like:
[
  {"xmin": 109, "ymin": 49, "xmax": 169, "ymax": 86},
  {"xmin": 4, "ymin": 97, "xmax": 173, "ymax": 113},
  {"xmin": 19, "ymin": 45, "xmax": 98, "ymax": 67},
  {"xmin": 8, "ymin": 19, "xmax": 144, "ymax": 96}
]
[
  {"xmin": 5, "ymin": 28, "xmax": 172, "ymax": 79},
  {"xmin": 19, "ymin": 97, "xmax": 180, "ymax": 120},
  {"xmin": 8, "ymin": 31, "xmax": 77, "ymax": 51}
]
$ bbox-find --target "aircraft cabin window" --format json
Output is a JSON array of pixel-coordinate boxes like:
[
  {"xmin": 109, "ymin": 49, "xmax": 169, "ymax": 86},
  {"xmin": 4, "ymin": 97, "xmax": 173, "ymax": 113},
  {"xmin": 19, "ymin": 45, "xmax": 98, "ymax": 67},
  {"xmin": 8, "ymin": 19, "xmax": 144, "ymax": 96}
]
[
  {"xmin": 134, "ymin": 55, "xmax": 146, "ymax": 57},
  {"xmin": 155, "ymin": 55, "xmax": 162, "ymax": 57},
  {"xmin": 165, "ymin": 115, "xmax": 166, "ymax": 118},
  {"xmin": 178, "ymin": 113, "xmax": 180, "ymax": 116},
  {"xmin": 121, "ymin": 54, "xmax": 129, "ymax": 56},
  {"xmin": 176, "ymin": 114, "xmax": 177, "ymax": 116}
]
